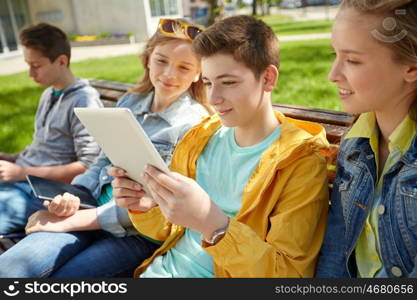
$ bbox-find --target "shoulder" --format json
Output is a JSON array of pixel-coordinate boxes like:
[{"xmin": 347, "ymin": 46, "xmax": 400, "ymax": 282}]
[
  {"xmin": 172, "ymin": 96, "xmax": 209, "ymax": 125},
  {"xmin": 176, "ymin": 114, "xmax": 220, "ymax": 145},
  {"xmin": 187, "ymin": 99, "xmax": 209, "ymax": 117},
  {"xmin": 116, "ymin": 92, "xmax": 144, "ymax": 108},
  {"xmin": 70, "ymin": 80, "xmax": 102, "ymax": 107},
  {"xmin": 38, "ymin": 87, "xmax": 53, "ymax": 104},
  {"xmin": 338, "ymin": 137, "xmax": 363, "ymax": 159}
]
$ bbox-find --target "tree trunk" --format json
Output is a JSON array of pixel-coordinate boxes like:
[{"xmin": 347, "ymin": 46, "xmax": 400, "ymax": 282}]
[
  {"xmin": 207, "ymin": 0, "xmax": 218, "ymax": 26},
  {"xmin": 252, "ymin": 0, "xmax": 258, "ymax": 15}
]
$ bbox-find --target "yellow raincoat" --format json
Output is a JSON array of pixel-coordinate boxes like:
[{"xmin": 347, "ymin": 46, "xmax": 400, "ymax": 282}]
[{"xmin": 129, "ymin": 111, "xmax": 329, "ymax": 277}]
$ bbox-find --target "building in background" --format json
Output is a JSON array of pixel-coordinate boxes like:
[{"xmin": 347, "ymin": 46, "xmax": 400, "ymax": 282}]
[
  {"xmin": 0, "ymin": 0, "xmax": 183, "ymax": 58},
  {"xmin": 182, "ymin": 0, "xmax": 208, "ymax": 26}
]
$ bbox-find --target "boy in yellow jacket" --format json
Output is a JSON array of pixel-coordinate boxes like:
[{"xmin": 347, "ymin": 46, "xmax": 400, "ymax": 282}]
[{"xmin": 110, "ymin": 15, "xmax": 329, "ymax": 277}]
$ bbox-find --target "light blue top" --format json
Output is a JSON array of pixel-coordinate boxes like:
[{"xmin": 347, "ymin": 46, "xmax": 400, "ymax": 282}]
[{"xmin": 141, "ymin": 125, "xmax": 281, "ymax": 277}]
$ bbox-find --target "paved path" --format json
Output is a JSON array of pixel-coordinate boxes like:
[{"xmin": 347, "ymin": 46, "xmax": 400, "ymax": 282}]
[
  {"xmin": 0, "ymin": 42, "xmax": 145, "ymax": 76},
  {"xmin": 279, "ymin": 32, "xmax": 330, "ymax": 41}
]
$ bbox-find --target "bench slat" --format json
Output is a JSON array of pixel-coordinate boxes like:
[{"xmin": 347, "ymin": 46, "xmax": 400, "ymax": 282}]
[{"xmin": 273, "ymin": 104, "xmax": 355, "ymax": 126}]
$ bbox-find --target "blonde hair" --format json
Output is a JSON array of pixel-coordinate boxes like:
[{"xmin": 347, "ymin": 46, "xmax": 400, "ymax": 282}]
[
  {"xmin": 340, "ymin": 0, "xmax": 417, "ymax": 120},
  {"xmin": 129, "ymin": 31, "xmax": 213, "ymax": 114}
]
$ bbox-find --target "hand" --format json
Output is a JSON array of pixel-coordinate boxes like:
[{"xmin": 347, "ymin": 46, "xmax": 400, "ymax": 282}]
[
  {"xmin": 109, "ymin": 166, "xmax": 156, "ymax": 212},
  {"xmin": 0, "ymin": 160, "xmax": 26, "ymax": 182},
  {"xmin": 143, "ymin": 165, "xmax": 228, "ymax": 239},
  {"xmin": 43, "ymin": 192, "xmax": 80, "ymax": 217},
  {"xmin": 0, "ymin": 152, "xmax": 18, "ymax": 162},
  {"xmin": 25, "ymin": 210, "xmax": 71, "ymax": 234}
]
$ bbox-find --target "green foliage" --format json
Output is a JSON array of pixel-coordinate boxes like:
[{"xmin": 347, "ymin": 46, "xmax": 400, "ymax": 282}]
[
  {"xmin": 0, "ymin": 40, "xmax": 338, "ymax": 152},
  {"xmin": 67, "ymin": 34, "xmax": 77, "ymax": 41},
  {"xmin": 97, "ymin": 32, "xmax": 111, "ymax": 39}
]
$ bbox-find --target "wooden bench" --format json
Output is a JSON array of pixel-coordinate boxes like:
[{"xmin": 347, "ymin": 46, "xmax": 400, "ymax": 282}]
[{"xmin": 0, "ymin": 78, "xmax": 355, "ymax": 255}]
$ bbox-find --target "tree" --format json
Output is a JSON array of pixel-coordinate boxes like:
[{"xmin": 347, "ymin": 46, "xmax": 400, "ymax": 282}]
[
  {"xmin": 206, "ymin": 0, "xmax": 225, "ymax": 26},
  {"xmin": 252, "ymin": 0, "xmax": 258, "ymax": 15}
]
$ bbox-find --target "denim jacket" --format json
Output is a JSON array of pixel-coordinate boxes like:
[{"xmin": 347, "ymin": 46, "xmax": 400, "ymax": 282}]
[
  {"xmin": 316, "ymin": 136, "xmax": 417, "ymax": 278},
  {"xmin": 72, "ymin": 91, "xmax": 208, "ymax": 237}
]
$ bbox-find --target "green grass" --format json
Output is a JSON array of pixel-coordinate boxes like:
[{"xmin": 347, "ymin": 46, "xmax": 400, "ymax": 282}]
[
  {"xmin": 0, "ymin": 39, "xmax": 338, "ymax": 153},
  {"xmin": 261, "ymin": 16, "xmax": 333, "ymax": 36},
  {"xmin": 275, "ymin": 39, "xmax": 339, "ymax": 110}
]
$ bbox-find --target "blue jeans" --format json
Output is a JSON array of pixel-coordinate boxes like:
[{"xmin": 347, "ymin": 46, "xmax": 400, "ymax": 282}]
[
  {"xmin": 0, "ymin": 182, "xmax": 45, "ymax": 234},
  {"xmin": 0, "ymin": 231, "xmax": 159, "ymax": 278}
]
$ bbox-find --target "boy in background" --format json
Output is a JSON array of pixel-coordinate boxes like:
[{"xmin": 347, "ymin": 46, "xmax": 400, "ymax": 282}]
[{"xmin": 0, "ymin": 23, "xmax": 102, "ymax": 234}]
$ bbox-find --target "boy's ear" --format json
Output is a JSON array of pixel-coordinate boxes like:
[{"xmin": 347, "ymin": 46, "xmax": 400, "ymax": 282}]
[
  {"xmin": 404, "ymin": 64, "xmax": 417, "ymax": 83},
  {"xmin": 56, "ymin": 54, "xmax": 69, "ymax": 67},
  {"xmin": 262, "ymin": 65, "xmax": 279, "ymax": 93}
]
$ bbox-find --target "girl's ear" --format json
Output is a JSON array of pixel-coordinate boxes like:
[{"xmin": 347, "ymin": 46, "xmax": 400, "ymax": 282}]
[
  {"xmin": 404, "ymin": 64, "xmax": 417, "ymax": 83},
  {"xmin": 262, "ymin": 65, "xmax": 279, "ymax": 93}
]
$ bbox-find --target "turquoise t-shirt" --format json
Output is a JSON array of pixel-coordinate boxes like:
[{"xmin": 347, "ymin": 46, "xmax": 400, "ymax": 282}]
[
  {"xmin": 141, "ymin": 125, "xmax": 281, "ymax": 278},
  {"xmin": 52, "ymin": 89, "xmax": 64, "ymax": 97},
  {"xmin": 96, "ymin": 183, "xmax": 113, "ymax": 206}
]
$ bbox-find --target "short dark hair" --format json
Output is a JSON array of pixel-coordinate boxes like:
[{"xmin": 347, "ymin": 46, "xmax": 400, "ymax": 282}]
[
  {"xmin": 192, "ymin": 15, "xmax": 279, "ymax": 78},
  {"xmin": 19, "ymin": 23, "xmax": 71, "ymax": 66}
]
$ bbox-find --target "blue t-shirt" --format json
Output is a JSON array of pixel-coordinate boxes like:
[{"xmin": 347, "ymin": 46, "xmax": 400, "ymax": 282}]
[{"xmin": 141, "ymin": 125, "xmax": 281, "ymax": 277}]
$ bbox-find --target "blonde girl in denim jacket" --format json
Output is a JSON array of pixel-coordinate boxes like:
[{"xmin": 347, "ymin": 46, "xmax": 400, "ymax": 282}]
[{"xmin": 317, "ymin": 0, "xmax": 417, "ymax": 278}]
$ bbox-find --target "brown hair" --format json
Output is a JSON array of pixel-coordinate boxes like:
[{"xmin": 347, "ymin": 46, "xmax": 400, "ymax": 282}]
[
  {"xmin": 19, "ymin": 23, "xmax": 71, "ymax": 66},
  {"xmin": 129, "ymin": 30, "xmax": 212, "ymax": 113},
  {"xmin": 340, "ymin": 0, "xmax": 417, "ymax": 120},
  {"xmin": 192, "ymin": 15, "xmax": 279, "ymax": 79}
]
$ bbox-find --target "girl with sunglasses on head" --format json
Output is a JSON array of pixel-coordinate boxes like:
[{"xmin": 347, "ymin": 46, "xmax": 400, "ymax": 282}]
[
  {"xmin": 0, "ymin": 18, "xmax": 212, "ymax": 278},
  {"xmin": 316, "ymin": 0, "xmax": 417, "ymax": 278}
]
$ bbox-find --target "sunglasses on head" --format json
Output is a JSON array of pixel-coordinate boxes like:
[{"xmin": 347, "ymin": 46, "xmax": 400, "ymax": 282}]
[{"xmin": 158, "ymin": 18, "xmax": 203, "ymax": 40}]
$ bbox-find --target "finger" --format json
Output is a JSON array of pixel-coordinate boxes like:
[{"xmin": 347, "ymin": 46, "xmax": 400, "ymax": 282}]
[
  {"xmin": 112, "ymin": 177, "xmax": 143, "ymax": 191},
  {"xmin": 113, "ymin": 187, "xmax": 145, "ymax": 199},
  {"xmin": 50, "ymin": 194, "xmax": 69, "ymax": 216},
  {"xmin": 149, "ymin": 182, "xmax": 175, "ymax": 208},
  {"xmin": 65, "ymin": 194, "xmax": 80, "ymax": 216},
  {"xmin": 143, "ymin": 172, "xmax": 170, "ymax": 208},
  {"xmin": 25, "ymin": 223, "xmax": 39, "ymax": 234},
  {"xmin": 25, "ymin": 225, "xmax": 33, "ymax": 234},
  {"xmin": 145, "ymin": 166, "xmax": 180, "ymax": 192},
  {"xmin": 64, "ymin": 193, "xmax": 80, "ymax": 210},
  {"xmin": 115, "ymin": 197, "xmax": 141, "ymax": 209},
  {"xmin": 108, "ymin": 167, "xmax": 126, "ymax": 177},
  {"xmin": 48, "ymin": 195, "xmax": 62, "ymax": 214},
  {"xmin": 43, "ymin": 200, "xmax": 51, "ymax": 207},
  {"xmin": 25, "ymin": 217, "xmax": 36, "ymax": 234},
  {"xmin": 144, "ymin": 172, "xmax": 175, "ymax": 203},
  {"xmin": 58, "ymin": 194, "xmax": 76, "ymax": 216},
  {"xmin": 128, "ymin": 196, "xmax": 157, "ymax": 211}
]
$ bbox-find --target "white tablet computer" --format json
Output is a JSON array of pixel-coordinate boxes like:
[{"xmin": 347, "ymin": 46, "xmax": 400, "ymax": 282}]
[{"xmin": 74, "ymin": 107, "xmax": 170, "ymax": 196}]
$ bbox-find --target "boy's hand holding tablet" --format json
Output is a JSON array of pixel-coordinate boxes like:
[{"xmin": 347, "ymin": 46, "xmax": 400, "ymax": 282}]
[{"xmin": 108, "ymin": 166, "xmax": 157, "ymax": 212}]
